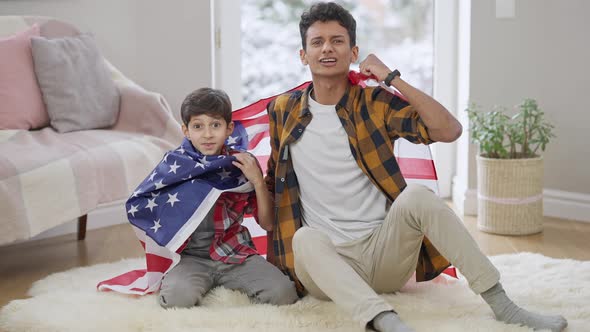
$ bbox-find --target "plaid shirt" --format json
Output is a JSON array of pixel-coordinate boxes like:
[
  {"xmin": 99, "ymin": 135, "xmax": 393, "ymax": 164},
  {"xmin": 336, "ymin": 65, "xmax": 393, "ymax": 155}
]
[
  {"xmin": 208, "ymin": 191, "xmax": 259, "ymax": 264},
  {"xmin": 265, "ymin": 82, "xmax": 451, "ymax": 292}
]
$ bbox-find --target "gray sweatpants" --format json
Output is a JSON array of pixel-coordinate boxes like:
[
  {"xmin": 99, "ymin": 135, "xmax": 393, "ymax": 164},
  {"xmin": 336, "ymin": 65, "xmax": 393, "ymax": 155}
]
[
  {"xmin": 159, "ymin": 254, "xmax": 298, "ymax": 308},
  {"xmin": 292, "ymin": 184, "xmax": 501, "ymax": 327}
]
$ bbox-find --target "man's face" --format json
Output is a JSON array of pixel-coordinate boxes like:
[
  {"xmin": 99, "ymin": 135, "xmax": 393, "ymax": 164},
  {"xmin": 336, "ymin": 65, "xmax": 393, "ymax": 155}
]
[{"xmin": 300, "ymin": 20, "xmax": 358, "ymax": 79}]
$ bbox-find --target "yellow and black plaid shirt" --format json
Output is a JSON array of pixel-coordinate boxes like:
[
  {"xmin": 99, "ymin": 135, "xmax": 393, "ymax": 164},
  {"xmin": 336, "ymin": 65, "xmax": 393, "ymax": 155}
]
[{"xmin": 264, "ymin": 82, "xmax": 451, "ymax": 293}]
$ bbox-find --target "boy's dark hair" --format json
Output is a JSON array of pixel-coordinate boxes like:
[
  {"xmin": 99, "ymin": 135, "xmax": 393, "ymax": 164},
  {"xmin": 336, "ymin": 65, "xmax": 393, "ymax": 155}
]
[
  {"xmin": 299, "ymin": 2, "xmax": 356, "ymax": 50},
  {"xmin": 180, "ymin": 88, "xmax": 232, "ymax": 126}
]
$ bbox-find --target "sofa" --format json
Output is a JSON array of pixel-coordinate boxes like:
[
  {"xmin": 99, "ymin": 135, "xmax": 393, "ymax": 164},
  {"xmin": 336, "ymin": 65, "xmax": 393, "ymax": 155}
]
[{"xmin": 0, "ymin": 16, "xmax": 183, "ymax": 245}]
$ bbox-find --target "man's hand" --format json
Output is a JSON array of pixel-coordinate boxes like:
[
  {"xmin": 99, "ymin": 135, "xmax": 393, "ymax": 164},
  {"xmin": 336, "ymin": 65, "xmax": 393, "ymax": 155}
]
[
  {"xmin": 359, "ymin": 54, "xmax": 392, "ymax": 82},
  {"xmin": 232, "ymin": 153, "xmax": 263, "ymax": 186},
  {"xmin": 360, "ymin": 55, "xmax": 463, "ymax": 142}
]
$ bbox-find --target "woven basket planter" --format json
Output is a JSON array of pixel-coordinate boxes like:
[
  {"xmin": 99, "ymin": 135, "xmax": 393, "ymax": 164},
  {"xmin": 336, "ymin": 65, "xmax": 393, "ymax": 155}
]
[{"xmin": 476, "ymin": 155, "xmax": 544, "ymax": 235}]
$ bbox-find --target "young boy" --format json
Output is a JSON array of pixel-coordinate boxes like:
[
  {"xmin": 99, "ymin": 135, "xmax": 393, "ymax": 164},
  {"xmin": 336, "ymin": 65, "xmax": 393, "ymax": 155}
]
[{"xmin": 156, "ymin": 87, "xmax": 298, "ymax": 308}]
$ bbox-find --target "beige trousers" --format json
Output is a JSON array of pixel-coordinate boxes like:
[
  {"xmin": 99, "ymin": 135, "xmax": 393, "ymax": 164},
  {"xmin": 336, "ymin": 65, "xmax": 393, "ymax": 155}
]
[{"xmin": 292, "ymin": 184, "xmax": 500, "ymax": 327}]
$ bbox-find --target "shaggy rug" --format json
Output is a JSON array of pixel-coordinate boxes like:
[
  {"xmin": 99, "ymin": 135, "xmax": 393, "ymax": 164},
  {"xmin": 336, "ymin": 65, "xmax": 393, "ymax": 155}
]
[{"xmin": 0, "ymin": 253, "xmax": 587, "ymax": 332}]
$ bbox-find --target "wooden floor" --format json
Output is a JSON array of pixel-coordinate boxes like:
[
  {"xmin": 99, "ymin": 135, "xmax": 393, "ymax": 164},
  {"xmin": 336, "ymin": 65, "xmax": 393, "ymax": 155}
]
[{"xmin": 1, "ymin": 214, "xmax": 589, "ymax": 309}]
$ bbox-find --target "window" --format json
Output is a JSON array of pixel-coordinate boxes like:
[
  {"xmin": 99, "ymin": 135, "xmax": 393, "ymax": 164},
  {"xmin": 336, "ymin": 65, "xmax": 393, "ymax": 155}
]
[
  {"xmin": 240, "ymin": 0, "xmax": 434, "ymax": 106},
  {"xmin": 235, "ymin": 0, "xmax": 453, "ymax": 198}
]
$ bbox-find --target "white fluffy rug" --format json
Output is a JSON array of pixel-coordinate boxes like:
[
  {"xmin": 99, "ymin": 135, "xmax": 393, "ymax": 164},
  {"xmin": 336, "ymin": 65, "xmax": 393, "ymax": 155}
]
[{"xmin": 0, "ymin": 253, "xmax": 588, "ymax": 332}]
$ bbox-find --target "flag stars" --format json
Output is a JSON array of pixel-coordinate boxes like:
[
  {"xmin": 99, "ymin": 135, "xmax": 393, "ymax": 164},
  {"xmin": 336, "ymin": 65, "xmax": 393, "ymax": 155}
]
[
  {"xmin": 237, "ymin": 174, "xmax": 247, "ymax": 184},
  {"xmin": 145, "ymin": 198, "xmax": 158, "ymax": 212},
  {"xmin": 176, "ymin": 146, "xmax": 185, "ymax": 154},
  {"xmin": 154, "ymin": 180, "xmax": 165, "ymax": 190},
  {"xmin": 168, "ymin": 161, "xmax": 181, "ymax": 174},
  {"xmin": 150, "ymin": 219, "xmax": 162, "ymax": 233},
  {"xmin": 199, "ymin": 157, "xmax": 211, "ymax": 167},
  {"xmin": 148, "ymin": 171, "xmax": 157, "ymax": 182},
  {"xmin": 194, "ymin": 162, "xmax": 205, "ymax": 169},
  {"xmin": 166, "ymin": 192, "xmax": 180, "ymax": 207},
  {"xmin": 131, "ymin": 190, "xmax": 141, "ymax": 198},
  {"xmin": 227, "ymin": 135, "xmax": 238, "ymax": 145},
  {"xmin": 151, "ymin": 191, "xmax": 160, "ymax": 197},
  {"xmin": 218, "ymin": 169, "xmax": 232, "ymax": 180},
  {"xmin": 127, "ymin": 204, "xmax": 139, "ymax": 217}
]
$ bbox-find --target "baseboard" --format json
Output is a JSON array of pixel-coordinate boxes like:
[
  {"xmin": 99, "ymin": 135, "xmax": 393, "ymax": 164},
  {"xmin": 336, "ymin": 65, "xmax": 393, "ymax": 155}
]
[
  {"xmin": 452, "ymin": 178, "xmax": 466, "ymax": 216},
  {"xmin": 543, "ymin": 189, "xmax": 590, "ymax": 223},
  {"xmin": 28, "ymin": 200, "xmax": 128, "ymax": 242},
  {"xmin": 463, "ymin": 188, "xmax": 478, "ymax": 216},
  {"xmin": 451, "ymin": 176, "xmax": 477, "ymax": 216},
  {"xmin": 455, "ymin": 187, "xmax": 590, "ymax": 223}
]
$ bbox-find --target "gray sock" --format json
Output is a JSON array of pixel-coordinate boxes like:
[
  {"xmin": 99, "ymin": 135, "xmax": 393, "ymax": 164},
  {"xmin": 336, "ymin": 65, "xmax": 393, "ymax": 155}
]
[
  {"xmin": 372, "ymin": 311, "xmax": 415, "ymax": 332},
  {"xmin": 481, "ymin": 283, "xmax": 567, "ymax": 332}
]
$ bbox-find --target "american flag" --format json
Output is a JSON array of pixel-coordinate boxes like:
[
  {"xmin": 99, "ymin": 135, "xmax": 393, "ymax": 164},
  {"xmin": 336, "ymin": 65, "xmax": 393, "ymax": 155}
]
[
  {"xmin": 97, "ymin": 137, "xmax": 256, "ymax": 295},
  {"xmin": 97, "ymin": 72, "xmax": 452, "ymax": 295}
]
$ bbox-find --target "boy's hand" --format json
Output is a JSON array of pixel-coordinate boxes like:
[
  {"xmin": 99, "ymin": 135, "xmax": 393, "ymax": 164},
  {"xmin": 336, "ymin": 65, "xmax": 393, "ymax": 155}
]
[{"xmin": 232, "ymin": 153, "xmax": 263, "ymax": 186}]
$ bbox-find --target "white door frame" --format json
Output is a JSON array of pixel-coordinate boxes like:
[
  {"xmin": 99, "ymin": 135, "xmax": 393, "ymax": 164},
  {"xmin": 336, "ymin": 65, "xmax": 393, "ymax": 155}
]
[
  {"xmin": 432, "ymin": 0, "xmax": 459, "ymax": 198},
  {"xmin": 211, "ymin": 0, "xmax": 242, "ymax": 106}
]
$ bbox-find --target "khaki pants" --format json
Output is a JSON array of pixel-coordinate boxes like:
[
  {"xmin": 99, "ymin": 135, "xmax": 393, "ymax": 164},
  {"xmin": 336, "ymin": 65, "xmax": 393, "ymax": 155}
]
[{"xmin": 292, "ymin": 184, "xmax": 500, "ymax": 327}]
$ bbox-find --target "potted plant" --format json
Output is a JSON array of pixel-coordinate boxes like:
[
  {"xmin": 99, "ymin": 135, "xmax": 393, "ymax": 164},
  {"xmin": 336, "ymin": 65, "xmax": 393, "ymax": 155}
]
[{"xmin": 466, "ymin": 99, "xmax": 555, "ymax": 235}]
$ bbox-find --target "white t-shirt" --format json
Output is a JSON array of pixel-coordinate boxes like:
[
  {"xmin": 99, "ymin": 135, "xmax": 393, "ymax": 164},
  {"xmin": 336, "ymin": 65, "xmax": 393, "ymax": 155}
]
[{"xmin": 290, "ymin": 92, "xmax": 388, "ymax": 245}]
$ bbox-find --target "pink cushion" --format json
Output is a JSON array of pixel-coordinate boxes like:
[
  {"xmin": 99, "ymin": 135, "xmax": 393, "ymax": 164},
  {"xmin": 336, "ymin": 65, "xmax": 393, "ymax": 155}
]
[{"xmin": 0, "ymin": 25, "xmax": 49, "ymax": 130}]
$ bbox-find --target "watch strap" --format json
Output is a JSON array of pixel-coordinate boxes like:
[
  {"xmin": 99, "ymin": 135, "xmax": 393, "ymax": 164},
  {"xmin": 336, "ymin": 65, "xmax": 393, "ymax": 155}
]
[{"xmin": 384, "ymin": 69, "xmax": 401, "ymax": 86}]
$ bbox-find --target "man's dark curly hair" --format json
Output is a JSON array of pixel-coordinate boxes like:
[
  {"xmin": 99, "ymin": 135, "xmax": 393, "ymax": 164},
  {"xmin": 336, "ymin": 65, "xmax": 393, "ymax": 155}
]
[
  {"xmin": 180, "ymin": 88, "xmax": 232, "ymax": 126},
  {"xmin": 299, "ymin": 2, "xmax": 356, "ymax": 50}
]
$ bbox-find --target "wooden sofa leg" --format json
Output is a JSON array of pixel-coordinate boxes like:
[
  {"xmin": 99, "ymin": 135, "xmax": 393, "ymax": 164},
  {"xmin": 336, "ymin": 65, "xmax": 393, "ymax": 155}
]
[{"xmin": 77, "ymin": 215, "xmax": 88, "ymax": 241}]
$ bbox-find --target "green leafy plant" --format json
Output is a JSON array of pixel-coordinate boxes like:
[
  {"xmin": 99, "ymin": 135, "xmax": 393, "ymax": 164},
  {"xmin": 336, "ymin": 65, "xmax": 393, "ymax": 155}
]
[{"xmin": 466, "ymin": 99, "xmax": 555, "ymax": 159}]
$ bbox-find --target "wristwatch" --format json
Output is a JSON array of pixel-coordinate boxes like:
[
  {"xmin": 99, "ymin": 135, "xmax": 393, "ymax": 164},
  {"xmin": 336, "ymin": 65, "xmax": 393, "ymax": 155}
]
[{"xmin": 384, "ymin": 69, "xmax": 401, "ymax": 86}]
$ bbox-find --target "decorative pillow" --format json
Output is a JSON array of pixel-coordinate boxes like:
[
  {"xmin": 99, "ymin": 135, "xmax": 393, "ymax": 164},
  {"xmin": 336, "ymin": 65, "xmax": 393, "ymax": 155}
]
[
  {"xmin": 30, "ymin": 34, "xmax": 120, "ymax": 133},
  {"xmin": 0, "ymin": 24, "xmax": 49, "ymax": 130}
]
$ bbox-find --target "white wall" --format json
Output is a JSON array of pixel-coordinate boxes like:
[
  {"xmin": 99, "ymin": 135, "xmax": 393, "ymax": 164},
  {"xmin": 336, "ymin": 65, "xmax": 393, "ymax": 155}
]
[
  {"xmin": 0, "ymin": 0, "xmax": 213, "ymax": 121},
  {"xmin": 454, "ymin": 0, "xmax": 590, "ymax": 221}
]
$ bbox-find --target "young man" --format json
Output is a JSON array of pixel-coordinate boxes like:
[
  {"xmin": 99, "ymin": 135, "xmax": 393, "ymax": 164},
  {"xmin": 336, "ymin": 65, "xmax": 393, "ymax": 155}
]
[{"xmin": 264, "ymin": 2, "xmax": 567, "ymax": 332}]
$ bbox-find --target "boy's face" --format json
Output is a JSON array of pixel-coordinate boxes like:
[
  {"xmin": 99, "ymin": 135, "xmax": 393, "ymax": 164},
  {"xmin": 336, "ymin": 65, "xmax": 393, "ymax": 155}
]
[
  {"xmin": 300, "ymin": 20, "xmax": 358, "ymax": 79},
  {"xmin": 182, "ymin": 114, "xmax": 234, "ymax": 156}
]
